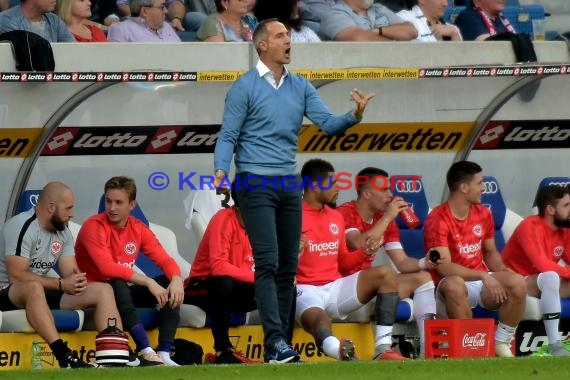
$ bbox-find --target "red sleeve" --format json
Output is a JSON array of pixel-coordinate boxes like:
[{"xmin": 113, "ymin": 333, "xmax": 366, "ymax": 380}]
[
  {"xmin": 338, "ymin": 213, "xmax": 371, "ymax": 276},
  {"xmin": 512, "ymin": 220, "xmax": 570, "ymax": 279},
  {"xmin": 77, "ymin": 219, "xmax": 134, "ymax": 281},
  {"xmin": 482, "ymin": 207, "xmax": 495, "ymax": 240},
  {"xmin": 140, "ymin": 226, "xmax": 181, "ymax": 279},
  {"xmin": 384, "ymin": 221, "xmax": 400, "ymax": 244},
  {"xmin": 424, "ymin": 209, "xmax": 451, "ymax": 251},
  {"xmin": 338, "ymin": 204, "xmax": 358, "ymax": 230},
  {"xmin": 206, "ymin": 211, "xmax": 254, "ymax": 283}
]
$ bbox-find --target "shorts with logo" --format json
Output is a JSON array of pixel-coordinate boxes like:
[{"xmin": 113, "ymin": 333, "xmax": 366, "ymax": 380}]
[
  {"xmin": 295, "ymin": 272, "xmax": 363, "ymax": 323},
  {"xmin": 436, "ymin": 273, "xmax": 497, "ymax": 317},
  {"xmin": 0, "ymin": 284, "xmax": 63, "ymax": 311}
]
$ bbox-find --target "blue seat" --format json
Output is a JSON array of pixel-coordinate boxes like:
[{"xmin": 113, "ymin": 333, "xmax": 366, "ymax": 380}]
[
  {"xmin": 443, "ymin": 6, "xmax": 465, "ymax": 24},
  {"xmin": 533, "ymin": 177, "xmax": 570, "ymax": 208},
  {"xmin": 503, "ymin": 5, "xmax": 545, "ymax": 35},
  {"xmin": 390, "ymin": 176, "xmax": 430, "ymax": 260},
  {"xmin": 16, "ymin": 189, "xmax": 41, "ymax": 214}
]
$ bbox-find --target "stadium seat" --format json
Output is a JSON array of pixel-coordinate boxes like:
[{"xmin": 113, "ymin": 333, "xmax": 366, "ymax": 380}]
[
  {"xmin": 503, "ymin": 5, "xmax": 546, "ymax": 36},
  {"xmin": 0, "ymin": 310, "xmax": 84, "ymax": 333},
  {"xmin": 390, "ymin": 176, "xmax": 431, "ymax": 260},
  {"xmin": 183, "ymin": 189, "xmax": 233, "ymax": 247},
  {"xmin": 480, "ymin": 176, "xmax": 523, "ymax": 251},
  {"xmin": 532, "ymin": 176, "xmax": 570, "ymax": 213}
]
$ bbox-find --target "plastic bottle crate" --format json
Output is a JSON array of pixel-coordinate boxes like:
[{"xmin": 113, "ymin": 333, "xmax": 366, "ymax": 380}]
[{"xmin": 425, "ymin": 319, "xmax": 495, "ymax": 358}]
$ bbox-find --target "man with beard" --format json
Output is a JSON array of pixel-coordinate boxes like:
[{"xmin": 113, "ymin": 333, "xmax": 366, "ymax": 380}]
[
  {"xmin": 502, "ymin": 184, "xmax": 570, "ymax": 356},
  {"xmin": 319, "ymin": 0, "xmax": 417, "ymax": 41},
  {"xmin": 295, "ymin": 158, "xmax": 407, "ymax": 361},
  {"xmin": 0, "ymin": 182, "xmax": 123, "ymax": 368},
  {"xmin": 0, "ymin": 0, "xmax": 75, "ymax": 41}
]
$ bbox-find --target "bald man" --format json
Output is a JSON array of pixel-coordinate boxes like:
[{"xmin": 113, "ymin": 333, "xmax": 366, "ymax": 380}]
[{"xmin": 0, "ymin": 182, "xmax": 124, "ymax": 368}]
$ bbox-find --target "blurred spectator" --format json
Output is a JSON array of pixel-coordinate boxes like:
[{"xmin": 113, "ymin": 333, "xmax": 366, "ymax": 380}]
[
  {"xmin": 196, "ymin": 0, "xmax": 257, "ymax": 41},
  {"xmin": 107, "ymin": 0, "xmax": 181, "ymax": 41},
  {"xmin": 455, "ymin": 0, "xmax": 516, "ymax": 41},
  {"xmin": 398, "ymin": 0, "xmax": 462, "ymax": 41},
  {"xmin": 1, "ymin": 0, "xmax": 10, "ymax": 11},
  {"xmin": 320, "ymin": 0, "xmax": 417, "ymax": 41},
  {"xmin": 298, "ymin": 0, "xmax": 334, "ymax": 22},
  {"xmin": 56, "ymin": 0, "xmax": 107, "ymax": 42},
  {"xmin": 0, "ymin": 0, "xmax": 75, "ymax": 41},
  {"xmin": 254, "ymin": 0, "xmax": 320, "ymax": 42},
  {"xmin": 88, "ymin": 0, "xmax": 123, "ymax": 26},
  {"xmin": 181, "ymin": 0, "xmax": 216, "ymax": 32}
]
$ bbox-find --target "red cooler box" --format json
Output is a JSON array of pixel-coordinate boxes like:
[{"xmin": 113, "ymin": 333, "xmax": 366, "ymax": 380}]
[{"xmin": 425, "ymin": 319, "xmax": 495, "ymax": 358}]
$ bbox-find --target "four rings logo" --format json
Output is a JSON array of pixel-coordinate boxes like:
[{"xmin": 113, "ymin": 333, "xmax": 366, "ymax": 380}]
[
  {"xmin": 394, "ymin": 180, "xmax": 422, "ymax": 193},
  {"xmin": 482, "ymin": 181, "xmax": 498, "ymax": 194},
  {"xmin": 29, "ymin": 194, "xmax": 39, "ymax": 207},
  {"xmin": 548, "ymin": 181, "xmax": 570, "ymax": 187}
]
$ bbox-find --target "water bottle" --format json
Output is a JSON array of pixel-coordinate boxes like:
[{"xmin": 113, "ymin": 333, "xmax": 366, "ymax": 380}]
[
  {"xmin": 31, "ymin": 340, "xmax": 42, "ymax": 370},
  {"xmin": 394, "ymin": 196, "xmax": 420, "ymax": 229}
]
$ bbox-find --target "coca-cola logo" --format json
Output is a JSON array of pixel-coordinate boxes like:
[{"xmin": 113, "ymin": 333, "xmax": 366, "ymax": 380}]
[{"xmin": 462, "ymin": 333, "xmax": 486, "ymax": 348}]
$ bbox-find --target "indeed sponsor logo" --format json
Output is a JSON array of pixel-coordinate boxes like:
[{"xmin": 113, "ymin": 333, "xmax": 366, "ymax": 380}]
[
  {"xmin": 30, "ymin": 261, "xmax": 55, "ymax": 270},
  {"xmin": 308, "ymin": 240, "xmax": 339, "ymax": 254},
  {"xmin": 458, "ymin": 241, "xmax": 481, "ymax": 255}
]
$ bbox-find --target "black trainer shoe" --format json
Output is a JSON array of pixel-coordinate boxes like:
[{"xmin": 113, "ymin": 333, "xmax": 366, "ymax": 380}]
[{"xmin": 60, "ymin": 351, "xmax": 94, "ymax": 368}]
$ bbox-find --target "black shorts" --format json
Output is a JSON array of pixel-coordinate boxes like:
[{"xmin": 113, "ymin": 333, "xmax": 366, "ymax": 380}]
[{"xmin": 0, "ymin": 284, "xmax": 63, "ymax": 311}]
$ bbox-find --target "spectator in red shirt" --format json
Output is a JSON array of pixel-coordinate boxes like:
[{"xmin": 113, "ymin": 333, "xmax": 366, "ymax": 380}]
[
  {"xmin": 337, "ymin": 166, "xmax": 436, "ymax": 357},
  {"xmin": 423, "ymin": 160, "xmax": 526, "ymax": 358},
  {"xmin": 502, "ymin": 185, "xmax": 570, "ymax": 356},
  {"xmin": 56, "ymin": 0, "xmax": 107, "ymax": 42},
  {"xmin": 295, "ymin": 158, "xmax": 406, "ymax": 361},
  {"xmin": 75, "ymin": 176, "xmax": 184, "ymax": 366},
  {"xmin": 184, "ymin": 186, "xmax": 258, "ymax": 364}
]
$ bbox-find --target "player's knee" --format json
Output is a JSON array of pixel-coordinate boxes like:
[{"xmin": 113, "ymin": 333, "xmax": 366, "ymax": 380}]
[
  {"xmin": 505, "ymin": 273, "xmax": 527, "ymax": 300},
  {"xmin": 537, "ymin": 271, "xmax": 560, "ymax": 293},
  {"xmin": 440, "ymin": 276, "xmax": 467, "ymax": 300}
]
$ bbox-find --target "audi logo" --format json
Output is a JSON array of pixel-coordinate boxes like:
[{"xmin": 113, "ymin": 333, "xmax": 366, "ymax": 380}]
[
  {"xmin": 548, "ymin": 181, "xmax": 570, "ymax": 187},
  {"xmin": 29, "ymin": 194, "xmax": 39, "ymax": 206},
  {"xmin": 482, "ymin": 181, "xmax": 499, "ymax": 194},
  {"xmin": 394, "ymin": 180, "xmax": 422, "ymax": 193}
]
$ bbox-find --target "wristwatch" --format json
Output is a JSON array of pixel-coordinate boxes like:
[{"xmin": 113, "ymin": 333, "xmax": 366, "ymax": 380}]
[{"xmin": 215, "ymin": 169, "xmax": 226, "ymax": 176}]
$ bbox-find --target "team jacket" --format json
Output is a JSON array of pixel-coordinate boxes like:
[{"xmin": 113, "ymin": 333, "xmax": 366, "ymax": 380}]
[
  {"xmin": 297, "ymin": 201, "xmax": 353, "ymax": 286},
  {"xmin": 75, "ymin": 213, "xmax": 180, "ymax": 282},
  {"xmin": 336, "ymin": 200, "xmax": 401, "ymax": 276},
  {"xmin": 188, "ymin": 206, "xmax": 254, "ymax": 284},
  {"xmin": 424, "ymin": 202, "xmax": 494, "ymax": 284},
  {"xmin": 502, "ymin": 215, "xmax": 570, "ymax": 279}
]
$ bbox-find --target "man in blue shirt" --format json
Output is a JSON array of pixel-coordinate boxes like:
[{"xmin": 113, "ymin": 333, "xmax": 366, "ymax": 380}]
[
  {"xmin": 213, "ymin": 18, "xmax": 374, "ymax": 364},
  {"xmin": 455, "ymin": 0, "xmax": 516, "ymax": 41}
]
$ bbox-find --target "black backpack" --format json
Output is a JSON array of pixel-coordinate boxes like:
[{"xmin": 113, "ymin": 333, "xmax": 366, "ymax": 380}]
[
  {"xmin": 169, "ymin": 339, "xmax": 204, "ymax": 365},
  {"xmin": 0, "ymin": 30, "xmax": 55, "ymax": 71}
]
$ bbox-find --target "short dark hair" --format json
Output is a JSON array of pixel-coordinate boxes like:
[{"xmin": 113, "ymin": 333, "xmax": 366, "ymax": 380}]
[
  {"xmin": 254, "ymin": 0, "xmax": 302, "ymax": 31},
  {"xmin": 356, "ymin": 167, "xmax": 389, "ymax": 196},
  {"xmin": 446, "ymin": 160, "xmax": 482, "ymax": 192},
  {"xmin": 253, "ymin": 18, "xmax": 279, "ymax": 53},
  {"xmin": 105, "ymin": 176, "xmax": 137, "ymax": 201},
  {"xmin": 301, "ymin": 159, "xmax": 335, "ymax": 190},
  {"xmin": 536, "ymin": 184, "xmax": 570, "ymax": 216},
  {"xmin": 214, "ymin": 0, "xmax": 224, "ymax": 13}
]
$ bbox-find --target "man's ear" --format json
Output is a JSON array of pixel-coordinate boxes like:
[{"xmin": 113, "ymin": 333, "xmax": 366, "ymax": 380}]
[
  {"xmin": 129, "ymin": 200, "xmax": 137, "ymax": 211},
  {"xmin": 258, "ymin": 39, "xmax": 268, "ymax": 52}
]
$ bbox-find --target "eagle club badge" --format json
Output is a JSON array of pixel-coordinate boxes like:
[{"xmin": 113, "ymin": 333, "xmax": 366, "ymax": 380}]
[{"xmin": 124, "ymin": 242, "xmax": 137, "ymax": 255}]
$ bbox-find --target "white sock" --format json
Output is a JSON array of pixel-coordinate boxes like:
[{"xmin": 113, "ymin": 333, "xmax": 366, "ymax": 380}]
[
  {"xmin": 413, "ymin": 281, "xmax": 436, "ymax": 355},
  {"xmin": 537, "ymin": 271, "xmax": 562, "ymax": 344},
  {"xmin": 322, "ymin": 336, "xmax": 341, "ymax": 360},
  {"xmin": 158, "ymin": 351, "xmax": 180, "ymax": 366},
  {"xmin": 374, "ymin": 325, "xmax": 393, "ymax": 347},
  {"xmin": 495, "ymin": 321, "xmax": 516, "ymax": 344},
  {"xmin": 140, "ymin": 347, "xmax": 155, "ymax": 355}
]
